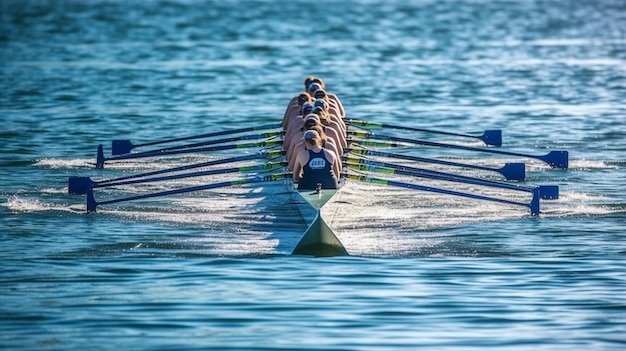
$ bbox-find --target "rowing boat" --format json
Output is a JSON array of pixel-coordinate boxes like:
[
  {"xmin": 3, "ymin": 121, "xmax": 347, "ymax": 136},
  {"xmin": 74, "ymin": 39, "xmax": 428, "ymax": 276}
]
[{"xmin": 68, "ymin": 113, "xmax": 569, "ymax": 257}]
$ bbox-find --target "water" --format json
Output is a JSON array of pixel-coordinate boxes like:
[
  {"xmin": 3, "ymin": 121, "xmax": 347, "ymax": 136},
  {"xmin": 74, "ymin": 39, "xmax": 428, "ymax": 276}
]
[{"xmin": 1, "ymin": 0, "xmax": 625, "ymax": 349}]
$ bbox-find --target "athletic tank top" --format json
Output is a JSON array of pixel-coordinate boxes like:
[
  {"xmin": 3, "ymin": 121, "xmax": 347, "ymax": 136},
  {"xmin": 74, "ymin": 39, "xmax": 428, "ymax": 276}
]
[{"xmin": 297, "ymin": 149, "xmax": 338, "ymax": 190}]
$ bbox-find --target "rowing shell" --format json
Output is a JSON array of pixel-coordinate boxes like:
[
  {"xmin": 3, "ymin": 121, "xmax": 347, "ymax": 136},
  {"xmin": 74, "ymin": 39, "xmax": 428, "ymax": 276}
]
[{"xmin": 288, "ymin": 181, "xmax": 348, "ymax": 256}]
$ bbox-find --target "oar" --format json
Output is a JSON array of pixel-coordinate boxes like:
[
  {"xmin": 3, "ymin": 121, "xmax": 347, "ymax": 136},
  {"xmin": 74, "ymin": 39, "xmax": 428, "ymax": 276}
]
[
  {"xmin": 345, "ymin": 160, "xmax": 558, "ymax": 200},
  {"xmin": 113, "ymin": 131, "xmax": 283, "ymax": 156},
  {"xmin": 86, "ymin": 172, "xmax": 291, "ymax": 212},
  {"xmin": 346, "ymin": 148, "xmax": 525, "ymax": 181},
  {"xmin": 70, "ymin": 151, "xmax": 283, "ymax": 195},
  {"xmin": 345, "ymin": 119, "xmax": 502, "ymax": 146},
  {"xmin": 112, "ymin": 123, "xmax": 282, "ymax": 155},
  {"xmin": 345, "ymin": 173, "xmax": 541, "ymax": 216},
  {"xmin": 97, "ymin": 140, "xmax": 283, "ymax": 168},
  {"xmin": 349, "ymin": 131, "xmax": 569, "ymax": 169},
  {"xmin": 71, "ymin": 161, "xmax": 285, "ymax": 195}
]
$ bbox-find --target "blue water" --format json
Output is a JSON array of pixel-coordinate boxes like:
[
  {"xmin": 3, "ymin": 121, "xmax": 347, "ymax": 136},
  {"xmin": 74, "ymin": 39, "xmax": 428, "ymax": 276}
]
[{"xmin": 2, "ymin": 0, "xmax": 626, "ymax": 349}]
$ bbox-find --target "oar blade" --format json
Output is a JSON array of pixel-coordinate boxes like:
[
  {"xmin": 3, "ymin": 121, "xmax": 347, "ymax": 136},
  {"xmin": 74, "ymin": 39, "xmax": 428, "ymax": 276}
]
[
  {"xmin": 111, "ymin": 140, "xmax": 134, "ymax": 155},
  {"xmin": 68, "ymin": 176, "xmax": 94, "ymax": 195},
  {"xmin": 87, "ymin": 188, "xmax": 98, "ymax": 212},
  {"xmin": 498, "ymin": 162, "xmax": 525, "ymax": 181},
  {"xmin": 540, "ymin": 150, "xmax": 569, "ymax": 169},
  {"xmin": 481, "ymin": 130, "xmax": 502, "ymax": 147},
  {"xmin": 96, "ymin": 144, "xmax": 105, "ymax": 169},
  {"xmin": 530, "ymin": 188, "xmax": 540, "ymax": 216},
  {"xmin": 539, "ymin": 185, "xmax": 559, "ymax": 200}
]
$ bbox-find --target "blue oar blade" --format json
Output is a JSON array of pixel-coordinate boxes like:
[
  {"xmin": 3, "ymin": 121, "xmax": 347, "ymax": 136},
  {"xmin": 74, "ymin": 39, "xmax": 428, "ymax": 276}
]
[
  {"xmin": 87, "ymin": 188, "xmax": 98, "ymax": 212},
  {"xmin": 68, "ymin": 176, "xmax": 95, "ymax": 195},
  {"xmin": 111, "ymin": 140, "xmax": 134, "ymax": 155},
  {"xmin": 96, "ymin": 144, "xmax": 105, "ymax": 169},
  {"xmin": 481, "ymin": 130, "xmax": 502, "ymax": 147},
  {"xmin": 539, "ymin": 185, "xmax": 559, "ymax": 200},
  {"xmin": 539, "ymin": 150, "xmax": 569, "ymax": 169},
  {"xmin": 497, "ymin": 162, "xmax": 525, "ymax": 181},
  {"xmin": 530, "ymin": 188, "xmax": 540, "ymax": 216}
]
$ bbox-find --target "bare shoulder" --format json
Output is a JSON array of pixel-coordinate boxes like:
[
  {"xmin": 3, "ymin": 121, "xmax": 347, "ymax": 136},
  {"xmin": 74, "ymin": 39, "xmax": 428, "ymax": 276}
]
[
  {"xmin": 323, "ymin": 148, "xmax": 338, "ymax": 161},
  {"xmin": 295, "ymin": 148, "xmax": 309, "ymax": 162}
]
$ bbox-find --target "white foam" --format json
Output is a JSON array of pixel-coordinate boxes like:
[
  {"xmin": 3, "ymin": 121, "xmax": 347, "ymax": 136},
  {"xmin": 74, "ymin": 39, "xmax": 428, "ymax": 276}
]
[
  {"xmin": 3, "ymin": 195, "xmax": 80, "ymax": 213},
  {"xmin": 34, "ymin": 158, "xmax": 94, "ymax": 169},
  {"xmin": 569, "ymin": 159, "xmax": 616, "ymax": 170}
]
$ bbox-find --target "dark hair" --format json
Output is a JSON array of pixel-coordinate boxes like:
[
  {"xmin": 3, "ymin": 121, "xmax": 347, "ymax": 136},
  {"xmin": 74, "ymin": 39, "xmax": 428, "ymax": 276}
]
[
  {"xmin": 304, "ymin": 76, "xmax": 317, "ymax": 89},
  {"xmin": 298, "ymin": 92, "xmax": 311, "ymax": 105},
  {"xmin": 314, "ymin": 89, "xmax": 327, "ymax": 99},
  {"xmin": 304, "ymin": 76, "xmax": 325, "ymax": 90}
]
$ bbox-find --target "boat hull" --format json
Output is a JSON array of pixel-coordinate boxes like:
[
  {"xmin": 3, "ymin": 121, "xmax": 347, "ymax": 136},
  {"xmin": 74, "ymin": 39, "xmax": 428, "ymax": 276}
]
[{"xmin": 289, "ymin": 185, "xmax": 348, "ymax": 256}]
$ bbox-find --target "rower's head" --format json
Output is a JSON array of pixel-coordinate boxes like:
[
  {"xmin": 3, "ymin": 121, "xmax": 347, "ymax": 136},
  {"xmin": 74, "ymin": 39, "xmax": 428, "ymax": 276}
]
[
  {"xmin": 304, "ymin": 76, "xmax": 325, "ymax": 90},
  {"xmin": 301, "ymin": 103, "xmax": 314, "ymax": 116},
  {"xmin": 312, "ymin": 107, "xmax": 330, "ymax": 122},
  {"xmin": 306, "ymin": 124, "xmax": 328, "ymax": 142},
  {"xmin": 313, "ymin": 89, "xmax": 327, "ymax": 100},
  {"xmin": 303, "ymin": 113, "xmax": 320, "ymax": 127},
  {"xmin": 303, "ymin": 130, "xmax": 322, "ymax": 146},
  {"xmin": 307, "ymin": 82, "xmax": 322, "ymax": 95},
  {"xmin": 298, "ymin": 92, "xmax": 311, "ymax": 106},
  {"xmin": 313, "ymin": 99, "xmax": 327, "ymax": 111},
  {"xmin": 311, "ymin": 106, "xmax": 326, "ymax": 117}
]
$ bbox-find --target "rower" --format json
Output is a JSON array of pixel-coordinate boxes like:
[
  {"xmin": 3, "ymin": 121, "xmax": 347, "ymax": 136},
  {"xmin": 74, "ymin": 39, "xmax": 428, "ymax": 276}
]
[
  {"xmin": 311, "ymin": 107, "xmax": 347, "ymax": 149},
  {"xmin": 282, "ymin": 76, "xmax": 323, "ymax": 124},
  {"xmin": 307, "ymin": 78, "xmax": 345, "ymax": 118},
  {"xmin": 292, "ymin": 130, "xmax": 340, "ymax": 190},
  {"xmin": 288, "ymin": 124, "xmax": 342, "ymax": 172},
  {"xmin": 282, "ymin": 92, "xmax": 312, "ymax": 130},
  {"xmin": 312, "ymin": 99, "xmax": 346, "ymax": 136},
  {"xmin": 283, "ymin": 103, "xmax": 314, "ymax": 153}
]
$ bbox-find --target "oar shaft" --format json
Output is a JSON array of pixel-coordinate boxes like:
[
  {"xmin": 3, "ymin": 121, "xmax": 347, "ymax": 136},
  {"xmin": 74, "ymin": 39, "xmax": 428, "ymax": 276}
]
[
  {"xmin": 345, "ymin": 159, "xmax": 536, "ymax": 193},
  {"xmin": 345, "ymin": 119, "xmax": 502, "ymax": 146},
  {"xmin": 101, "ymin": 140, "xmax": 282, "ymax": 165},
  {"xmin": 129, "ymin": 123, "xmax": 281, "ymax": 149},
  {"xmin": 349, "ymin": 148, "xmax": 501, "ymax": 174},
  {"xmin": 87, "ymin": 173, "xmax": 291, "ymax": 212},
  {"xmin": 95, "ymin": 154, "xmax": 266, "ymax": 187},
  {"xmin": 100, "ymin": 162, "xmax": 285, "ymax": 188},
  {"xmin": 126, "ymin": 131, "xmax": 283, "ymax": 155},
  {"xmin": 351, "ymin": 132, "xmax": 568, "ymax": 168},
  {"xmin": 346, "ymin": 173, "xmax": 539, "ymax": 215}
]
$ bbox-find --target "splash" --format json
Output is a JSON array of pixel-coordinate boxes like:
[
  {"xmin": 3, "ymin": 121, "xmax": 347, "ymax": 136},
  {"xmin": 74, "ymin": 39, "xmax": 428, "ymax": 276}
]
[
  {"xmin": 3, "ymin": 195, "xmax": 82, "ymax": 213},
  {"xmin": 34, "ymin": 158, "xmax": 95, "ymax": 169}
]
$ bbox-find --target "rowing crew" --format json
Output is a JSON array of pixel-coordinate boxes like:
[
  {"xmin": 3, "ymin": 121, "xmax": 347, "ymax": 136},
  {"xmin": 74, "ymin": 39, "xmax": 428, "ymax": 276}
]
[{"xmin": 282, "ymin": 76, "xmax": 347, "ymax": 190}]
